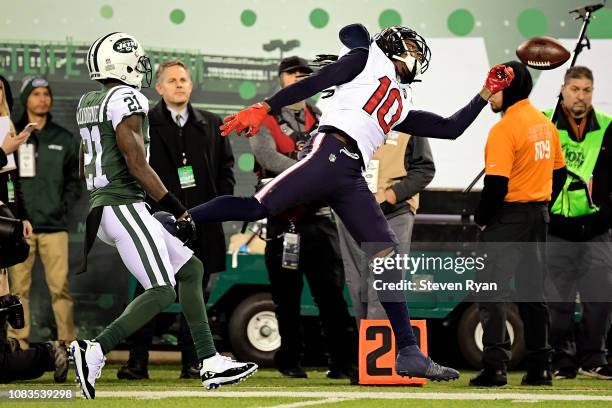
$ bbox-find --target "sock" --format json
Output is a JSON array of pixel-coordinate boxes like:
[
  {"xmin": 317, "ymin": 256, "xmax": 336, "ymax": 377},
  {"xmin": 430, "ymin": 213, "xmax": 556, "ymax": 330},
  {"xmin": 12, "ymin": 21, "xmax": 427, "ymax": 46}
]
[
  {"xmin": 380, "ymin": 302, "xmax": 418, "ymax": 349},
  {"xmin": 96, "ymin": 285, "xmax": 175, "ymax": 354},
  {"xmin": 189, "ymin": 196, "xmax": 268, "ymax": 223},
  {"xmin": 370, "ymin": 248, "xmax": 418, "ymax": 350},
  {"xmin": 176, "ymin": 256, "xmax": 216, "ymax": 360}
]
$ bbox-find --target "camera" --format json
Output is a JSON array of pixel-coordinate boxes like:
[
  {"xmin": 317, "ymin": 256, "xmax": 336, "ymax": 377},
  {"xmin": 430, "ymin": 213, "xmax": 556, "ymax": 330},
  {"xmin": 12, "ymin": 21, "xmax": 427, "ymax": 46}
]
[{"xmin": 0, "ymin": 204, "xmax": 30, "ymax": 268}]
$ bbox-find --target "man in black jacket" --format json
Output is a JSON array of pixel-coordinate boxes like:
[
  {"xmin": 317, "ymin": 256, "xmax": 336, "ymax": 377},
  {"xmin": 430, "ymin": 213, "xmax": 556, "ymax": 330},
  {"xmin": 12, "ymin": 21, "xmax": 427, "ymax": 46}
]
[
  {"xmin": 117, "ymin": 60, "xmax": 235, "ymax": 380},
  {"xmin": 8, "ymin": 77, "xmax": 81, "ymax": 349},
  {"xmin": 544, "ymin": 66, "xmax": 612, "ymax": 380}
]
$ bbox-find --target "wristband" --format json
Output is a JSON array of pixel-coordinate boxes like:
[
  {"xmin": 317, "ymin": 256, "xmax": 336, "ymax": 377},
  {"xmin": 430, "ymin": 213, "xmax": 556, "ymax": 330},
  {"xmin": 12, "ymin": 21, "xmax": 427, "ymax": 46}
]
[{"xmin": 158, "ymin": 192, "xmax": 187, "ymax": 218}]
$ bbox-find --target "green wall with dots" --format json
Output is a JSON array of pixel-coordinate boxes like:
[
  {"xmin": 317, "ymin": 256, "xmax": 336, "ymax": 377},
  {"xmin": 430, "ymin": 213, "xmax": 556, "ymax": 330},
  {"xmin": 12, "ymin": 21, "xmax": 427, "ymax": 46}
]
[
  {"xmin": 2, "ymin": 0, "xmax": 612, "ymax": 204},
  {"xmin": 2, "ymin": 0, "xmax": 612, "ymax": 194},
  {"xmin": 2, "ymin": 0, "xmax": 612, "ymax": 342}
]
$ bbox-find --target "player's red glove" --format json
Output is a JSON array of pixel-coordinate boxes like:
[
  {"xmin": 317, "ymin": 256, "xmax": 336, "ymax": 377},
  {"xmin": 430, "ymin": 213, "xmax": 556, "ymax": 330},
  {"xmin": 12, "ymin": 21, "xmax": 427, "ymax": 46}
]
[
  {"xmin": 484, "ymin": 64, "xmax": 515, "ymax": 94},
  {"xmin": 220, "ymin": 102, "xmax": 269, "ymax": 137}
]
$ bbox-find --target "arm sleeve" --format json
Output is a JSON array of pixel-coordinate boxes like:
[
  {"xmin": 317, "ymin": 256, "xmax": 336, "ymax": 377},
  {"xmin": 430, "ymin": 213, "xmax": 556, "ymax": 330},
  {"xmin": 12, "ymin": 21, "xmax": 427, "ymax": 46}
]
[
  {"xmin": 13, "ymin": 174, "xmax": 31, "ymax": 221},
  {"xmin": 267, "ymin": 48, "xmax": 369, "ymax": 112},
  {"xmin": 393, "ymin": 94, "xmax": 487, "ymax": 139},
  {"xmin": 550, "ymin": 166, "xmax": 567, "ymax": 206},
  {"xmin": 249, "ymin": 124, "xmax": 297, "ymax": 174},
  {"xmin": 390, "ymin": 136, "xmax": 435, "ymax": 201},
  {"xmin": 63, "ymin": 134, "xmax": 83, "ymax": 208},
  {"xmin": 214, "ymin": 115, "xmax": 236, "ymax": 196},
  {"xmin": 106, "ymin": 87, "xmax": 149, "ymax": 130},
  {"xmin": 475, "ymin": 175, "xmax": 509, "ymax": 226}
]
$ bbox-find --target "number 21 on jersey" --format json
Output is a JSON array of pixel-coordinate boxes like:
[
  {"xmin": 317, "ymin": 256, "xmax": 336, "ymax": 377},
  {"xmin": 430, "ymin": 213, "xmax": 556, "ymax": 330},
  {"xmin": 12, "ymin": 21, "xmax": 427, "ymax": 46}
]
[{"xmin": 80, "ymin": 125, "xmax": 109, "ymax": 190}]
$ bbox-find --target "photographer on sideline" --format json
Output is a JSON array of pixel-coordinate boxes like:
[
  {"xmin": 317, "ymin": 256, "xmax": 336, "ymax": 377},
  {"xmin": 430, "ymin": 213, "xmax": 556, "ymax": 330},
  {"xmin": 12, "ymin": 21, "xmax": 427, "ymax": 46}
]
[{"xmin": 249, "ymin": 56, "xmax": 356, "ymax": 379}]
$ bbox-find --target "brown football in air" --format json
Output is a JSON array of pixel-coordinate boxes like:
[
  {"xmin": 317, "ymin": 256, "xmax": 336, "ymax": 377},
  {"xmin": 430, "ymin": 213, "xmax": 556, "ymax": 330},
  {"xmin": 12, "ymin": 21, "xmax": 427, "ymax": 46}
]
[{"xmin": 516, "ymin": 36, "xmax": 571, "ymax": 70}]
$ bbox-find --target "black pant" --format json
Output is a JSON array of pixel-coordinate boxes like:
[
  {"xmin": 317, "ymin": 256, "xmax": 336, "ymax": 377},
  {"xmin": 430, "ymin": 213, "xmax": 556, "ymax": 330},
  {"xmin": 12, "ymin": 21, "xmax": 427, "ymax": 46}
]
[
  {"xmin": 126, "ymin": 259, "xmax": 211, "ymax": 369},
  {"xmin": 266, "ymin": 213, "xmax": 357, "ymax": 371},
  {"xmin": 0, "ymin": 317, "xmax": 54, "ymax": 383},
  {"xmin": 476, "ymin": 202, "xmax": 552, "ymax": 371},
  {"xmin": 545, "ymin": 232, "xmax": 612, "ymax": 370}
]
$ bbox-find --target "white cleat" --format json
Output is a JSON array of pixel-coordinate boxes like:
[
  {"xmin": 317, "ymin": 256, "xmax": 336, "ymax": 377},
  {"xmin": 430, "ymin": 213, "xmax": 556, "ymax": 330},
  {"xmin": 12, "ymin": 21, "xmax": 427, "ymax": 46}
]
[
  {"xmin": 200, "ymin": 353, "xmax": 258, "ymax": 390},
  {"xmin": 69, "ymin": 340, "xmax": 106, "ymax": 399}
]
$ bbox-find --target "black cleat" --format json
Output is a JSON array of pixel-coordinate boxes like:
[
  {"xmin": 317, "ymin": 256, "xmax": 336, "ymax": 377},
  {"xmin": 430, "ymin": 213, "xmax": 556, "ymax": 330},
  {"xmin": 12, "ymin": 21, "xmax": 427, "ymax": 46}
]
[{"xmin": 396, "ymin": 345, "xmax": 460, "ymax": 381}]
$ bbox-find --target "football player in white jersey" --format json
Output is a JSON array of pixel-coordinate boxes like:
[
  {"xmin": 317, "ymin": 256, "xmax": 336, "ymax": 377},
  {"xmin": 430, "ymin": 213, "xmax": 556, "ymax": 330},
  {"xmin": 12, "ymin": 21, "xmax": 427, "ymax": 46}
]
[
  {"xmin": 189, "ymin": 24, "xmax": 514, "ymax": 382},
  {"xmin": 69, "ymin": 33, "xmax": 256, "ymax": 399}
]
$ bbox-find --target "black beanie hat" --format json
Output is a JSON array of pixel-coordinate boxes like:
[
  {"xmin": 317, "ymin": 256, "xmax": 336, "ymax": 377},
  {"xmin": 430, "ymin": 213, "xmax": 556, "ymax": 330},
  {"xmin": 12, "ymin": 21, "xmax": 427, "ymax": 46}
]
[
  {"xmin": 19, "ymin": 76, "xmax": 52, "ymax": 107},
  {"xmin": 500, "ymin": 61, "xmax": 533, "ymax": 112}
]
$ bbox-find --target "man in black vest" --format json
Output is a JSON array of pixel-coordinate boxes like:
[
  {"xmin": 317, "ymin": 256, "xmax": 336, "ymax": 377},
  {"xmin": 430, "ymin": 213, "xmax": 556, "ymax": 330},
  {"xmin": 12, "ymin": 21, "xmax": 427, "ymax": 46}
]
[
  {"xmin": 249, "ymin": 56, "xmax": 356, "ymax": 379},
  {"xmin": 116, "ymin": 59, "xmax": 235, "ymax": 380}
]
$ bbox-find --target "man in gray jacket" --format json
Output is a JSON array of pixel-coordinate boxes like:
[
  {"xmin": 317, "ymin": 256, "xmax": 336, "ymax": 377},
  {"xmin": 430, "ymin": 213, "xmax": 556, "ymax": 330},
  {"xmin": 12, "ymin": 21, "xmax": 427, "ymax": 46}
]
[{"xmin": 336, "ymin": 133, "xmax": 435, "ymax": 325}]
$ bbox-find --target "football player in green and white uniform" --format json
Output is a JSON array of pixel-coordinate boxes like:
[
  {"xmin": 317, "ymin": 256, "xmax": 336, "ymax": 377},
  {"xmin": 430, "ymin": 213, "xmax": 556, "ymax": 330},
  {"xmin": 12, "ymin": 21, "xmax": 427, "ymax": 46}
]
[{"xmin": 69, "ymin": 32, "xmax": 257, "ymax": 399}]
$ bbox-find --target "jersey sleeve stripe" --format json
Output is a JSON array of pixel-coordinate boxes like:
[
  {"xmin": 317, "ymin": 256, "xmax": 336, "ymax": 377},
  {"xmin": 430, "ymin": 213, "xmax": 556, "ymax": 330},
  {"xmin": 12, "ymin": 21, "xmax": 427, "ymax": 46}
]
[
  {"xmin": 112, "ymin": 205, "xmax": 161, "ymax": 288},
  {"xmin": 98, "ymin": 85, "xmax": 131, "ymax": 123},
  {"xmin": 126, "ymin": 204, "xmax": 173, "ymax": 285}
]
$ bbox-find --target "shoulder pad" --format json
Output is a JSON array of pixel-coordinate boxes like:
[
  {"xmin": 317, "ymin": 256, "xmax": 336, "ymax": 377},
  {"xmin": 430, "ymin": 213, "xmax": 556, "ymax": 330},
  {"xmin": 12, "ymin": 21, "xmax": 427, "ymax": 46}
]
[{"xmin": 339, "ymin": 24, "xmax": 371, "ymax": 50}]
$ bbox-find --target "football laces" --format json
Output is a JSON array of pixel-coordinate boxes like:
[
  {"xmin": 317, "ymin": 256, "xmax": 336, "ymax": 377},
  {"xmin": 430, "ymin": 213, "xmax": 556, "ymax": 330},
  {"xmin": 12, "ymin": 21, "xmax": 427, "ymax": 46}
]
[{"xmin": 527, "ymin": 60, "xmax": 551, "ymax": 67}]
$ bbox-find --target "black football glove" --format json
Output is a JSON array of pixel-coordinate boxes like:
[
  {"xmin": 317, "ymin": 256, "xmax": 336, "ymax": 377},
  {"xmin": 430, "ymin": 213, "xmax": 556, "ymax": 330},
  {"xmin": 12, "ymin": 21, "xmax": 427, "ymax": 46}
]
[{"xmin": 153, "ymin": 211, "xmax": 197, "ymax": 246}]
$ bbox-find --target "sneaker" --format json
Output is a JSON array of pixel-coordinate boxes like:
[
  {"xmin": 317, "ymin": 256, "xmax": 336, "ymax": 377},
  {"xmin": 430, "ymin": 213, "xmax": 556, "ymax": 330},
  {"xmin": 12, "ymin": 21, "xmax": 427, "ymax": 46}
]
[
  {"xmin": 578, "ymin": 365, "xmax": 612, "ymax": 380},
  {"xmin": 200, "ymin": 353, "xmax": 258, "ymax": 389},
  {"xmin": 279, "ymin": 366, "xmax": 308, "ymax": 379},
  {"xmin": 396, "ymin": 345, "xmax": 460, "ymax": 381},
  {"xmin": 521, "ymin": 370, "xmax": 553, "ymax": 386},
  {"xmin": 116, "ymin": 364, "xmax": 150, "ymax": 380},
  {"xmin": 180, "ymin": 364, "xmax": 201, "ymax": 379},
  {"xmin": 469, "ymin": 369, "xmax": 507, "ymax": 387},
  {"xmin": 70, "ymin": 340, "xmax": 106, "ymax": 399},
  {"xmin": 47, "ymin": 341, "xmax": 69, "ymax": 383},
  {"xmin": 553, "ymin": 367, "xmax": 577, "ymax": 380}
]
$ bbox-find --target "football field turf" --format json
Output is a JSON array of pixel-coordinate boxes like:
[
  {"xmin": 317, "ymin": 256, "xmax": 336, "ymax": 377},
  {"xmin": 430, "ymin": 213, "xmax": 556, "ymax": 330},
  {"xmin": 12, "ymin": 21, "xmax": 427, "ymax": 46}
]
[{"xmin": 1, "ymin": 365, "xmax": 611, "ymax": 407}]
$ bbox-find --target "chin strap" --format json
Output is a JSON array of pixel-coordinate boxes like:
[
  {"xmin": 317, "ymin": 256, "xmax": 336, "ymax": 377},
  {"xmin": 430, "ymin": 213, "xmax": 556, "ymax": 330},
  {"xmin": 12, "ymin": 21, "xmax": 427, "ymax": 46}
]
[{"xmin": 392, "ymin": 54, "xmax": 421, "ymax": 83}]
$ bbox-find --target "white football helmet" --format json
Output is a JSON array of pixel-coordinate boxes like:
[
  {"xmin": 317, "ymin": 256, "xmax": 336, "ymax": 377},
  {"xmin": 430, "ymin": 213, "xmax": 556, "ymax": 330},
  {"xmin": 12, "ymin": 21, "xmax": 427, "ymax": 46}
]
[{"xmin": 86, "ymin": 32, "xmax": 152, "ymax": 89}]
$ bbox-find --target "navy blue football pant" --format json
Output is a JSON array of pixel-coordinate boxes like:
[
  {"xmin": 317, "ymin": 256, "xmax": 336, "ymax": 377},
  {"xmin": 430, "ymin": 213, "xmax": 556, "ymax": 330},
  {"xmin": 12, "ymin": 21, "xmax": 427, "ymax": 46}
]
[{"xmin": 190, "ymin": 133, "xmax": 417, "ymax": 349}]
